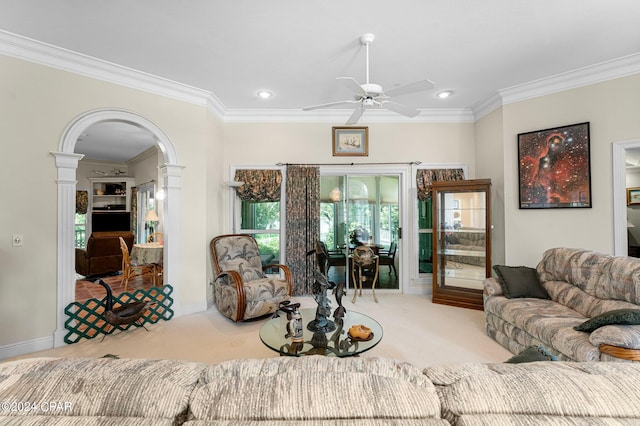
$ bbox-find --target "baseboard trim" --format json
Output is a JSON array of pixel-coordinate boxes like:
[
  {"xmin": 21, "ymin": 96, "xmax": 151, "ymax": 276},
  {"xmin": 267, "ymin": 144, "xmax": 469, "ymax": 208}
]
[{"xmin": 0, "ymin": 335, "xmax": 54, "ymax": 361}]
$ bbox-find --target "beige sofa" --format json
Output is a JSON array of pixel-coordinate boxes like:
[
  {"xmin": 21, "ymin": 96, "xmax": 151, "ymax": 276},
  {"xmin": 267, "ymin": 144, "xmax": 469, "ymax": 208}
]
[
  {"xmin": 485, "ymin": 247, "xmax": 640, "ymax": 362},
  {"xmin": 2, "ymin": 356, "xmax": 640, "ymax": 425}
]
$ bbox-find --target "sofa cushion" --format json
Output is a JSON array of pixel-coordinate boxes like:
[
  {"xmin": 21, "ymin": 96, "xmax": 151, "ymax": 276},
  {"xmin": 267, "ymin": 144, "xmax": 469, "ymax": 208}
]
[
  {"xmin": 504, "ymin": 345, "xmax": 558, "ymax": 363},
  {"xmin": 188, "ymin": 356, "xmax": 444, "ymax": 423},
  {"xmin": 0, "ymin": 357, "xmax": 205, "ymax": 423},
  {"xmin": 537, "ymin": 247, "xmax": 640, "ymax": 305},
  {"xmin": 424, "ymin": 362, "xmax": 640, "ymax": 424},
  {"xmin": 574, "ymin": 308, "xmax": 640, "ymax": 332},
  {"xmin": 493, "ymin": 265, "xmax": 550, "ymax": 299},
  {"xmin": 484, "ymin": 295, "xmax": 600, "ymax": 361}
]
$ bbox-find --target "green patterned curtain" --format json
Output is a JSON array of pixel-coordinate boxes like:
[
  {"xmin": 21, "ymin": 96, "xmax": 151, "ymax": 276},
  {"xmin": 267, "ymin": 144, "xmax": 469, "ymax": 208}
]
[
  {"xmin": 131, "ymin": 187, "xmax": 138, "ymax": 237},
  {"xmin": 234, "ymin": 169, "xmax": 282, "ymax": 201},
  {"xmin": 75, "ymin": 190, "xmax": 88, "ymax": 214},
  {"xmin": 285, "ymin": 165, "xmax": 320, "ymax": 295},
  {"xmin": 416, "ymin": 168, "xmax": 465, "ymax": 201}
]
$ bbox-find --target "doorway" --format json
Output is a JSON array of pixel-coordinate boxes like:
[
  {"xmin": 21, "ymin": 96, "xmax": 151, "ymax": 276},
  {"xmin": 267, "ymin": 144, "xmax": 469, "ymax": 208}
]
[
  {"xmin": 320, "ymin": 173, "xmax": 401, "ymax": 291},
  {"xmin": 613, "ymin": 140, "xmax": 640, "ymax": 256},
  {"xmin": 53, "ymin": 108, "xmax": 183, "ymax": 347}
]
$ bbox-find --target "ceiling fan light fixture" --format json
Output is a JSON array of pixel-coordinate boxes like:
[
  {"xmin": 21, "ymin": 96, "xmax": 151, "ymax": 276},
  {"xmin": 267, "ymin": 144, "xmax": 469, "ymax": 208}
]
[
  {"xmin": 436, "ymin": 90, "xmax": 454, "ymax": 99},
  {"xmin": 256, "ymin": 90, "xmax": 273, "ymax": 99}
]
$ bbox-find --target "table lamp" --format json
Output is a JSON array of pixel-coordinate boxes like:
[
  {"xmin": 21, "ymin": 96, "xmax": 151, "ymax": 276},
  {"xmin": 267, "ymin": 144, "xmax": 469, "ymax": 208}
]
[{"xmin": 145, "ymin": 209, "xmax": 159, "ymax": 234}]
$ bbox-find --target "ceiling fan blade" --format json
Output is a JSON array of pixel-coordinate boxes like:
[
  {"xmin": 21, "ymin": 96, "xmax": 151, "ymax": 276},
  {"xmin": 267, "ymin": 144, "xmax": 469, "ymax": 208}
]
[
  {"xmin": 337, "ymin": 77, "xmax": 366, "ymax": 96},
  {"xmin": 302, "ymin": 100, "xmax": 359, "ymax": 111},
  {"xmin": 383, "ymin": 101, "xmax": 420, "ymax": 118},
  {"xmin": 345, "ymin": 105, "xmax": 365, "ymax": 125},
  {"xmin": 384, "ymin": 79, "xmax": 435, "ymax": 97}
]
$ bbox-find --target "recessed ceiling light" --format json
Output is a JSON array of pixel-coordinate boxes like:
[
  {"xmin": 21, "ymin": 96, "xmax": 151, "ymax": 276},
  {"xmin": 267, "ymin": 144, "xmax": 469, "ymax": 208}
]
[
  {"xmin": 256, "ymin": 90, "xmax": 273, "ymax": 99},
  {"xmin": 436, "ymin": 90, "xmax": 454, "ymax": 99}
]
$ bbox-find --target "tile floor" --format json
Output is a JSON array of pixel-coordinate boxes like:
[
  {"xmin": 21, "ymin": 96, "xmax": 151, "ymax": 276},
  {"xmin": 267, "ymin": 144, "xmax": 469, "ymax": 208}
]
[{"xmin": 75, "ymin": 274, "xmax": 158, "ymax": 303}]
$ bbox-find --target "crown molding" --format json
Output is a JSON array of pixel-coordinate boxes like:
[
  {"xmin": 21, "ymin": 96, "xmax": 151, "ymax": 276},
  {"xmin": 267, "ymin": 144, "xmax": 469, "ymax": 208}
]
[
  {"xmin": 471, "ymin": 93, "xmax": 503, "ymax": 121},
  {"xmin": 499, "ymin": 53, "xmax": 640, "ymax": 105},
  {"xmin": 223, "ymin": 108, "xmax": 475, "ymax": 123},
  {"xmin": 0, "ymin": 30, "xmax": 221, "ymax": 111}
]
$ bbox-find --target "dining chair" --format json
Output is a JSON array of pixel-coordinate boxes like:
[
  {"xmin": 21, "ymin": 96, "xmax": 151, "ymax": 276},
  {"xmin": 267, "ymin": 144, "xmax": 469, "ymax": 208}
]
[
  {"xmin": 210, "ymin": 234, "xmax": 293, "ymax": 322},
  {"xmin": 378, "ymin": 241, "xmax": 397, "ymax": 276},
  {"xmin": 119, "ymin": 237, "xmax": 156, "ymax": 291},
  {"xmin": 318, "ymin": 241, "xmax": 346, "ymax": 274}
]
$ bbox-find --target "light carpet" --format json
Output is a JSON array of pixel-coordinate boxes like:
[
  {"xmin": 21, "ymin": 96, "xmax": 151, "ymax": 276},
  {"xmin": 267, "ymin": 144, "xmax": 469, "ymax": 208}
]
[{"xmin": 7, "ymin": 293, "xmax": 512, "ymax": 367}]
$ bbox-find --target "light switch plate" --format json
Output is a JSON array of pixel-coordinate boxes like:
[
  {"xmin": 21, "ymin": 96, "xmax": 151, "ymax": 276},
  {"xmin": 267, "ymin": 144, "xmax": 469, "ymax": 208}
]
[{"xmin": 12, "ymin": 233, "xmax": 24, "ymax": 247}]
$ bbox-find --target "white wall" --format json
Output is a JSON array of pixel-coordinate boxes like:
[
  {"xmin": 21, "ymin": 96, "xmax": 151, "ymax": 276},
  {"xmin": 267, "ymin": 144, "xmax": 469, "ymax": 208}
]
[
  {"xmin": 502, "ymin": 74, "xmax": 640, "ymax": 266},
  {"xmin": 0, "ymin": 55, "xmax": 220, "ymax": 352},
  {"xmin": 475, "ymin": 107, "xmax": 506, "ymax": 265}
]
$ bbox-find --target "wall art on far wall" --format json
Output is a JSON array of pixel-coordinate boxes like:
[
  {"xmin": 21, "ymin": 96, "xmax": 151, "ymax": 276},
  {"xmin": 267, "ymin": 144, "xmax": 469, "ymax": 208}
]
[
  {"xmin": 518, "ymin": 122, "xmax": 591, "ymax": 209},
  {"xmin": 332, "ymin": 126, "xmax": 368, "ymax": 156},
  {"xmin": 627, "ymin": 187, "xmax": 640, "ymax": 206}
]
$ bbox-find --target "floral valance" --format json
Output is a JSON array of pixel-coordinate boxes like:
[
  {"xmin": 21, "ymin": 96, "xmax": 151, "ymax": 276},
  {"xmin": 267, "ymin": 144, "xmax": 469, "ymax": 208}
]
[
  {"xmin": 416, "ymin": 168, "xmax": 465, "ymax": 201},
  {"xmin": 234, "ymin": 169, "xmax": 282, "ymax": 202},
  {"xmin": 76, "ymin": 190, "xmax": 88, "ymax": 214}
]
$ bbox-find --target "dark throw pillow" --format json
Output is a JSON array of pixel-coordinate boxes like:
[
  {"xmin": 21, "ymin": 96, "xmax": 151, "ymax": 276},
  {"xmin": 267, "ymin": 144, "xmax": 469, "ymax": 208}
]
[
  {"xmin": 505, "ymin": 346, "xmax": 558, "ymax": 363},
  {"xmin": 573, "ymin": 309, "xmax": 640, "ymax": 332},
  {"xmin": 445, "ymin": 234, "xmax": 459, "ymax": 245},
  {"xmin": 492, "ymin": 265, "xmax": 550, "ymax": 299}
]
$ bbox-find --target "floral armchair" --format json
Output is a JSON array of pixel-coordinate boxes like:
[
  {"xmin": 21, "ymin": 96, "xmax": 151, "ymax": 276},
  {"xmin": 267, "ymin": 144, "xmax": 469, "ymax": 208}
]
[{"xmin": 210, "ymin": 234, "xmax": 292, "ymax": 322}]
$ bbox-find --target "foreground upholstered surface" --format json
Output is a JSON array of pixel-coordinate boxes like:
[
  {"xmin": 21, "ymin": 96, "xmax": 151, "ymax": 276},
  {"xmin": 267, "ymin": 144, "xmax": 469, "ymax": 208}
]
[
  {"xmin": 1, "ymin": 356, "xmax": 640, "ymax": 425},
  {"xmin": 425, "ymin": 361, "xmax": 640, "ymax": 425}
]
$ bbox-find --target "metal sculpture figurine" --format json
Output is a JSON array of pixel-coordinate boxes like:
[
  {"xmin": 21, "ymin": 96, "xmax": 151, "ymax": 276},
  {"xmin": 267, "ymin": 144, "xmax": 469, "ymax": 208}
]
[
  {"xmin": 273, "ymin": 300, "xmax": 301, "ymax": 320},
  {"xmin": 285, "ymin": 305, "xmax": 304, "ymax": 342},
  {"xmin": 94, "ymin": 279, "xmax": 156, "ymax": 340},
  {"xmin": 333, "ymin": 281, "xmax": 347, "ymax": 319}
]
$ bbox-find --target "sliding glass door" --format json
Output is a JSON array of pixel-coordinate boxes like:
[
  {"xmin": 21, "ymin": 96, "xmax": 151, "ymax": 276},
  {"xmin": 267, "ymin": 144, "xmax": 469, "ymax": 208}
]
[{"xmin": 320, "ymin": 174, "xmax": 400, "ymax": 290}]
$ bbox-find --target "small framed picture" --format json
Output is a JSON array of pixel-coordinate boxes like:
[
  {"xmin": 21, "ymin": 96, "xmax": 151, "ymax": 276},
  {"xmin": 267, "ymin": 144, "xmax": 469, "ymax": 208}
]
[
  {"xmin": 628, "ymin": 187, "xmax": 640, "ymax": 205},
  {"xmin": 332, "ymin": 126, "xmax": 368, "ymax": 156}
]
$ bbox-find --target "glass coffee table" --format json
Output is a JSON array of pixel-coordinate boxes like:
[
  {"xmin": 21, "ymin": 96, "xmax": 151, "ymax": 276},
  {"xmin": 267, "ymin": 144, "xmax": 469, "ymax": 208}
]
[{"xmin": 260, "ymin": 308, "xmax": 383, "ymax": 357}]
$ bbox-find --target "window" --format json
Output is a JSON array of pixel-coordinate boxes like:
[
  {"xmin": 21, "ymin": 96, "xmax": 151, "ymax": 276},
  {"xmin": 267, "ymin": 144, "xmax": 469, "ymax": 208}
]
[
  {"xmin": 75, "ymin": 213, "xmax": 87, "ymax": 248},
  {"xmin": 414, "ymin": 165, "xmax": 466, "ymax": 277},
  {"xmin": 240, "ymin": 200, "xmax": 281, "ymax": 262},
  {"xmin": 137, "ymin": 182, "xmax": 156, "ymax": 244},
  {"xmin": 232, "ymin": 167, "xmax": 285, "ymax": 265},
  {"xmin": 417, "ymin": 198, "xmax": 433, "ymax": 274}
]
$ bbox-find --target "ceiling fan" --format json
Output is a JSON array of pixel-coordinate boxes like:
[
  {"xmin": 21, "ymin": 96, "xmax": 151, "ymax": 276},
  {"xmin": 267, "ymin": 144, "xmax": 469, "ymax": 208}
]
[{"xmin": 303, "ymin": 33, "xmax": 435, "ymax": 125}]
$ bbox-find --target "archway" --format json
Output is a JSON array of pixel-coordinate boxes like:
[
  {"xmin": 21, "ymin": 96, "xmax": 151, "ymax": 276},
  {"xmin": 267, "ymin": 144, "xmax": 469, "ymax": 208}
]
[{"xmin": 52, "ymin": 108, "xmax": 184, "ymax": 347}]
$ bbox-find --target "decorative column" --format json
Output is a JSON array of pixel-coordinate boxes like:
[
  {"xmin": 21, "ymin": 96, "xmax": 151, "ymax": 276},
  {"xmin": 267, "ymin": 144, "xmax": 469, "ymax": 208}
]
[
  {"xmin": 51, "ymin": 152, "xmax": 84, "ymax": 347},
  {"xmin": 159, "ymin": 164, "xmax": 185, "ymax": 316}
]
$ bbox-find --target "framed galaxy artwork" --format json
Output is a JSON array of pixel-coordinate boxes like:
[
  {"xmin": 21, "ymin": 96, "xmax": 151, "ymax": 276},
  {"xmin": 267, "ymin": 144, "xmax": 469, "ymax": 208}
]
[{"xmin": 518, "ymin": 122, "xmax": 591, "ymax": 209}]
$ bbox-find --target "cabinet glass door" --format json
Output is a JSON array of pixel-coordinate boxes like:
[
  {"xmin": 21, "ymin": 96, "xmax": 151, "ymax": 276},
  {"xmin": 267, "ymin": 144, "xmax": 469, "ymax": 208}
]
[{"xmin": 432, "ymin": 179, "xmax": 491, "ymax": 310}]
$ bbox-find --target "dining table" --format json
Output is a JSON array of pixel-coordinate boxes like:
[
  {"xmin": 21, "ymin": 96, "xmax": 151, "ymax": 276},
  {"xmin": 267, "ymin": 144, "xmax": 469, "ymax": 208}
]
[{"xmin": 131, "ymin": 242, "xmax": 163, "ymax": 285}]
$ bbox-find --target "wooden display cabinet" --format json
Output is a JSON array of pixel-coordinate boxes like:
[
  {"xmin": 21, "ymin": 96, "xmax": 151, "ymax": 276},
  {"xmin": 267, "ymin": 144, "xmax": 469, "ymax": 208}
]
[{"xmin": 432, "ymin": 179, "xmax": 491, "ymax": 310}]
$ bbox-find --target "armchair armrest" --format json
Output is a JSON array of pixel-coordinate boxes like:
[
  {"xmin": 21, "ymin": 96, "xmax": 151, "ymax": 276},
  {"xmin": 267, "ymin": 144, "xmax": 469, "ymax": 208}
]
[
  {"xmin": 262, "ymin": 263, "xmax": 293, "ymax": 295},
  {"xmin": 483, "ymin": 277, "xmax": 503, "ymax": 297},
  {"xmin": 214, "ymin": 270, "xmax": 247, "ymax": 317},
  {"xmin": 214, "ymin": 270, "xmax": 244, "ymax": 290}
]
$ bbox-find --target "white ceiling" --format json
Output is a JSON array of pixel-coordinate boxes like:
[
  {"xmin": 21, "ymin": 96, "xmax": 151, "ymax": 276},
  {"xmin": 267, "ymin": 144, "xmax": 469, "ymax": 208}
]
[{"xmin": 3, "ymin": 1, "xmax": 640, "ymax": 162}]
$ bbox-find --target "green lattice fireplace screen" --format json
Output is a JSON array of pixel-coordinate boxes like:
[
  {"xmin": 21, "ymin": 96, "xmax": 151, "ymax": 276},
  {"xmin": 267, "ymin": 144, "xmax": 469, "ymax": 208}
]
[{"xmin": 64, "ymin": 285, "xmax": 174, "ymax": 344}]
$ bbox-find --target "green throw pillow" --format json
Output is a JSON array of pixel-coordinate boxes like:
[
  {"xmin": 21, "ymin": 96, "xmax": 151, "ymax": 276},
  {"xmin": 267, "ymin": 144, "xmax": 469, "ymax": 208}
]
[
  {"xmin": 505, "ymin": 346, "xmax": 558, "ymax": 363},
  {"xmin": 574, "ymin": 309, "xmax": 640, "ymax": 332},
  {"xmin": 492, "ymin": 265, "xmax": 550, "ymax": 299}
]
